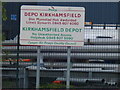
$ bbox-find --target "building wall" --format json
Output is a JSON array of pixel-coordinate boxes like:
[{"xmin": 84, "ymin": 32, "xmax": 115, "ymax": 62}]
[
  {"xmin": 2, "ymin": 2, "xmax": 119, "ymax": 39},
  {"xmin": 37, "ymin": 2, "xmax": 119, "ymax": 24}
]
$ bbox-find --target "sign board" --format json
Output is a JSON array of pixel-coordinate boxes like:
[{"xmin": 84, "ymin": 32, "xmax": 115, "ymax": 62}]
[{"xmin": 20, "ymin": 5, "xmax": 85, "ymax": 46}]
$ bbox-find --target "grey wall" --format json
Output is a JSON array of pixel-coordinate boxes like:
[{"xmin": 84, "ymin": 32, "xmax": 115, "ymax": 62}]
[
  {"xmin": 37, "ymin": 2, "xmax": 119, "ymax": 24},
  {"xmin": 2, "ymin": 2, "xmax": 119, "ymax": 39}
]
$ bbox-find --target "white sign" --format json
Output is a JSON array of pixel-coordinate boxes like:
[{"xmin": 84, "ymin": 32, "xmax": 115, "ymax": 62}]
[{"xmin": 20, "ymin": 5, "xmax": 85, "ymax": 46}]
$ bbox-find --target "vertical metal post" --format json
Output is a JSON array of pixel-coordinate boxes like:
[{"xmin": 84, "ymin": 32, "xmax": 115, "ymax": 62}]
[
  {"xmin": 103, "ymin": 23, "xmax": 106, "ymax": 29},
  {"xmin": 36, "ymin": 46, "xmax": 41, "ymax": 88},
  {"xmin": 24, "ymin": 68, "xmax": 28, "ymax": 88},
  {"xmin": 17, "ymin": 7, "xmax": 21, "ymax": 88},
  {"xmin": 91, "ymin": 23, "xmax": 93, "ymax": 29},
  {"xmin": 66, "ymin": 46, "xmax": 71, "ymax": 89},
  {"xmin": 16, "ymin": 33, "xmax": 20, "ymax": 88}
]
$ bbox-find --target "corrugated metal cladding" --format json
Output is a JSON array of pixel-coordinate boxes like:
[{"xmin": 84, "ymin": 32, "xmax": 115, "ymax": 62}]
[{"xmin": 2, "ymin": 2, "xmax": 119, "ymax": 39}]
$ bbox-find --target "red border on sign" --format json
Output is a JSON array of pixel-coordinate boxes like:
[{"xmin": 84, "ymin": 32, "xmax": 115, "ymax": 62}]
[{"xmin": 20, "ymin": 39, "xmax": 84, "ymax": 42}]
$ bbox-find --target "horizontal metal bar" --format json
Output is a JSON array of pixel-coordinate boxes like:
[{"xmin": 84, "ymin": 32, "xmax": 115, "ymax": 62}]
[
  {"xmin": 2, "ymin": 53, "xmax": 119, "ymax": 60},
  {"xmin": 26, "ymin": 67, "xmax": 120, "ymax": 73},
  {"xmin": 56, "ymin": 77, "xmax": 105, "ymax": 83},
  {"xmin": 45, "ymin": 62, "xmax": 119, "ymax": 68},
  {"xmin": 2, "ymin": 62, "xmax": 119, "ymax": 69},
  {"xmin": 2, "ymin": 45, "xmax": 119, "ymax": 53}
]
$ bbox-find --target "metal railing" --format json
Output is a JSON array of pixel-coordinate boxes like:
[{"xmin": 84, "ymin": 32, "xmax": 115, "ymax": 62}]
[{"xmin": 2, "ymin": 24, "xmax": 120, "ymax": 89}]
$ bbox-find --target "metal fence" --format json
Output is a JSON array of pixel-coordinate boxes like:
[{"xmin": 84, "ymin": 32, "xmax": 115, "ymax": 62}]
[{"xmin": 2, "ymin": 24, "xmax": 120, "ymax": 89}]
